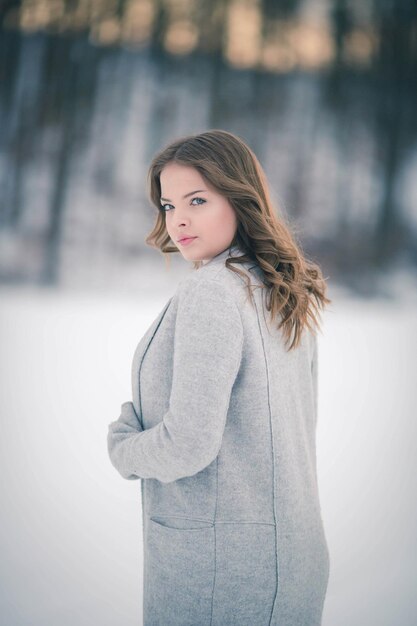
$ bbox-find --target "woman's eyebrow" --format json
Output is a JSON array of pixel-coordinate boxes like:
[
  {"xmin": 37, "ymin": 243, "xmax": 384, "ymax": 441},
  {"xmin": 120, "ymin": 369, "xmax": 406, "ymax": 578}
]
[{"xmin": 160, "ymin": 189, "xmax": 207, "ymax": 202}]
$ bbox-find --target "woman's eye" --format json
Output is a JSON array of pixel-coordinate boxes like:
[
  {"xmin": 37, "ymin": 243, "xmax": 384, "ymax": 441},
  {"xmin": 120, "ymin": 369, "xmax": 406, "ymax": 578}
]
[
  {"xmin": 191, "ymin": 197, "xmax": 206, "ymax": 206},
  {"xmin": 160, "ymin": 197, "xmax": 206, "ymax": 212}
]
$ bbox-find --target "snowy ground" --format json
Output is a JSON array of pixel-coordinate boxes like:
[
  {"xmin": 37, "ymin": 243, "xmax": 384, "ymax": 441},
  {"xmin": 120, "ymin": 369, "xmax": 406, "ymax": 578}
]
[{"xmin": 0, "ymin": 276, "xmax": 416, "ymax": 626}]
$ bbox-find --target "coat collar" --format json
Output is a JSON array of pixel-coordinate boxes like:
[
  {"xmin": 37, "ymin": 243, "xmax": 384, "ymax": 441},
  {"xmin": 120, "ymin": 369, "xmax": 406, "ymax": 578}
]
[
  {"xmin": 202, "ymin": 244, "xmax": 247, "ymax": 267},
  {"xmin": 131, "ymin": 296, "xmax": 173, "ymax": 421},
  {"xmin": 202, "ymin": 244, "xmax": 259, "ymax": 272}
]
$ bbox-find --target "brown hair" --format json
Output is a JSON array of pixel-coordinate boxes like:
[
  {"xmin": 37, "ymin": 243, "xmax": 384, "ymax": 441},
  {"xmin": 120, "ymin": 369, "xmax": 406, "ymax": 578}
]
[{"xmin": 145, "ymin": 129, "xmax": 331, "ymax": 351}]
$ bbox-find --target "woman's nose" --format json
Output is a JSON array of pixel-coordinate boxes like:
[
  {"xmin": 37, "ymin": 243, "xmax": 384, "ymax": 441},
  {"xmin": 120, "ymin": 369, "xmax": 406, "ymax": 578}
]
[{"xmin": 173, "ymin": 210, "xmax": 190, "ymax": 227}]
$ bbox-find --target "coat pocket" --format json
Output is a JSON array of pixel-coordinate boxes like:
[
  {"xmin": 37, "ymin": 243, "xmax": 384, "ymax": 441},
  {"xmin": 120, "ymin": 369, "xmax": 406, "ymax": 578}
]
[
  {"xmin": 150, "ymin": 515, "xmax": 214, "ymax": 530},
  {"xmin": 144, "ymin": 516, "xmax": 215, "ymax": 626}
]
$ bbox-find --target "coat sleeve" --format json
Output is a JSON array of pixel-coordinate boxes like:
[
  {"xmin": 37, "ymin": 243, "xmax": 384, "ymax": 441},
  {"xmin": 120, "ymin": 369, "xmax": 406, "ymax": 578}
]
[{"xmin": 107, "ymin": 278, "xmax": 244, "ymax": 483}]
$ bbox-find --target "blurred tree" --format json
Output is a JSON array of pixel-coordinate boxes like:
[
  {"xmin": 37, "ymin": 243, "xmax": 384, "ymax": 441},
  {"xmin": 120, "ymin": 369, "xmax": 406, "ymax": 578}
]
[
  {"xmin": 331, "ymin": 0, "xmax": 354, "ymax": 69},
  {"xmin": 371, "ymin": 0, "xmax": 417, "ymax": 266}
]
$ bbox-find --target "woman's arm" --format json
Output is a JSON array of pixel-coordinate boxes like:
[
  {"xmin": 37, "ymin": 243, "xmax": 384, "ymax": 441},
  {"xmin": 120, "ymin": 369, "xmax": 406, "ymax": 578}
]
[{"xmin": 107, "ymin": 278, "xmax": 243, "ymax": 483}]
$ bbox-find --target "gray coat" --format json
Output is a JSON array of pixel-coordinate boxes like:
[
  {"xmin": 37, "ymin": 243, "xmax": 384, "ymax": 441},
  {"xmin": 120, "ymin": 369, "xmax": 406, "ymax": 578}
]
[{"xmin": 107, "ymin": 245, "xmax": 330, "ymax": 626}]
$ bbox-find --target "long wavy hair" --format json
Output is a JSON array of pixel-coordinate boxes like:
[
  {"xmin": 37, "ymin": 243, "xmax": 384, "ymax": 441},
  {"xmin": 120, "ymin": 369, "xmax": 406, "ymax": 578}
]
[{"xmin": 145, "ymin": 129, "xmax": 331, "ymax": 351}]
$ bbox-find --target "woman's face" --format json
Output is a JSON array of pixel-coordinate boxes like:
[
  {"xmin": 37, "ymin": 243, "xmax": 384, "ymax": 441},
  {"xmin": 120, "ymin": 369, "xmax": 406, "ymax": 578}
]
[{"xmin": 160, "ymin": 162, "xmax": 238, "ymax": 263}]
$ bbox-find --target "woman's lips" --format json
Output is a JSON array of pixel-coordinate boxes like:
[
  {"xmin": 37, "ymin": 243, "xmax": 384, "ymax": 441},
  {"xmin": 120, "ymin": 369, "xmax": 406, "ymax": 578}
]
[{"xmin": 178, "ymin": 237, "xmax": 197, "ymax": 246}]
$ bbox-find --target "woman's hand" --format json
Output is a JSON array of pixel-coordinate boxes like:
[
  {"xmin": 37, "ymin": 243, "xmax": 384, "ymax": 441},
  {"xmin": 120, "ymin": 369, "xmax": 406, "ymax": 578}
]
[
  {"xmin": 119, "ymin": 401, "xmax": 142, "ymax": 430},
  {"xmin": 107, "ymin": 401, "xmax": 144, "ymax": 480}
]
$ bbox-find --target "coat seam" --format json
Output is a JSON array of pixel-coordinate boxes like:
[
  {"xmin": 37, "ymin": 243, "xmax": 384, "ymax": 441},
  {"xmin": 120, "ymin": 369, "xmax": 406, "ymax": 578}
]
[
  {"xmin": 209, "ymin": 456, "xmax": 219, "ymax": 626},
  {"xmin": 145, "ymin": 513, "xmax": 276, "ymax": 526},
  {"xmin": 253, "ymin": 293, "xmax": 279, "ymax": 625}
]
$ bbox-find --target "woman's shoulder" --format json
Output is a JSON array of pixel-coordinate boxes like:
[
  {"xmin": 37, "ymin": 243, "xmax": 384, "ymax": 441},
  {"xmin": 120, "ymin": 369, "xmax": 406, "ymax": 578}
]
[
  {"xmin": 178, "ymin": 256, "xmax": 261, "ymax": 294},
  {"xmin": 171, "ymin": 264, "xmax": 244, "ymax": 329}
]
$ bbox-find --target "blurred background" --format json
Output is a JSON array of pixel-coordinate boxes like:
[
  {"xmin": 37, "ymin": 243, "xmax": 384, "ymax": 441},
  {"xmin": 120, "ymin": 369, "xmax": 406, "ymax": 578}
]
[{"xmin": 0, "ymin": 1, "xmax": 416, "ymax": 625}]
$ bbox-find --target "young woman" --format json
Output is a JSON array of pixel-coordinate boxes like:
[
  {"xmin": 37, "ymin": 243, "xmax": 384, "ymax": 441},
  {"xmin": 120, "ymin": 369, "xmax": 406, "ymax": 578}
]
[{"xmin": 107, "ymin": 129, "xmax": 332, "ymax": 626}]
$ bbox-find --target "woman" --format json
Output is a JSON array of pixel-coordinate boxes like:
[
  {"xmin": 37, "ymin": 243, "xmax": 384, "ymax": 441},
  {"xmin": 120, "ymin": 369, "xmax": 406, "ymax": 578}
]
[{"xmin": 107, "ymin": 129, "xmax": 332, "ymax": 626}]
